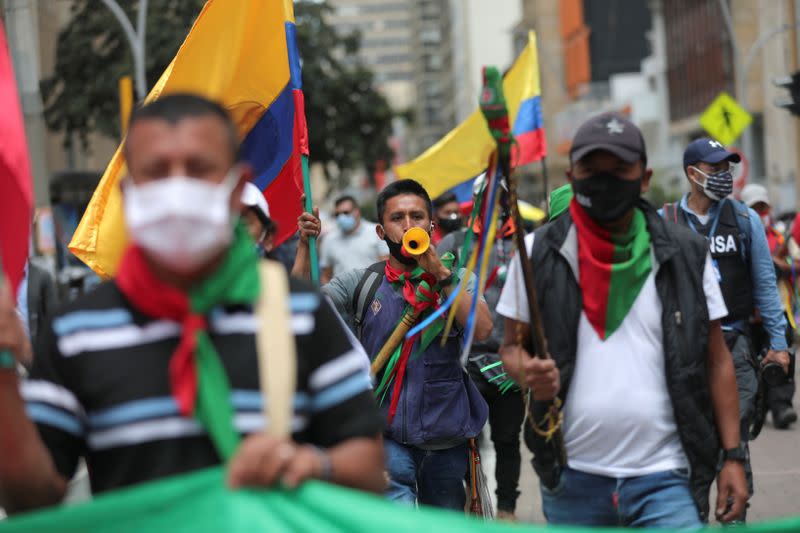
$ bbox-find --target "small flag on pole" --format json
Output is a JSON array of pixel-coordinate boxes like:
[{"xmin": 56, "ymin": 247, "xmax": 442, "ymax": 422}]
[{"xmin": 395, "ymin": 31, "xmax": 546, "ymax": 200}]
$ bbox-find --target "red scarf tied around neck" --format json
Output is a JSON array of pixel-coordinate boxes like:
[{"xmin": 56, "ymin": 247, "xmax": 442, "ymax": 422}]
[{"xmin": 116, "ymin": 246, "xmax": 205, "ymax": 416}]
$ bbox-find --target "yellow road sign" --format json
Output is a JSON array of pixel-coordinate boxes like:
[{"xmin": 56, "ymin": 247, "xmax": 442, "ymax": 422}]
[{"xmin": 699, "ymin": 92, "xmax": 752, "ymax": 146}]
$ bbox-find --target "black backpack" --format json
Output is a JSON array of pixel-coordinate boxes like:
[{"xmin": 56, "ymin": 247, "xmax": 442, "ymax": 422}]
[{"xmin": 351, "ymin": 261, "xmax": 386, "ymax": 340}]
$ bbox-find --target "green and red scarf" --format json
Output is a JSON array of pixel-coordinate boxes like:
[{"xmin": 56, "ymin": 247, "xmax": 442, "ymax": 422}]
[
  {"xmin": 375, "ymin": 254, "xmax": 454, "ymax": 423},
  {"xmin": 570, "ymin": 199, "xmax": 652, "ymax": 340},
  {"xmin": 116, "ymin": 223, "xmax": 259, "ymax": 460}
]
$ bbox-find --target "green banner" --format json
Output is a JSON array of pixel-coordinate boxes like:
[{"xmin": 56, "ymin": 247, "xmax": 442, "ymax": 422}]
[{"xmin": 1, "ymin": 467, "xmax": 798, "ymax": 532}]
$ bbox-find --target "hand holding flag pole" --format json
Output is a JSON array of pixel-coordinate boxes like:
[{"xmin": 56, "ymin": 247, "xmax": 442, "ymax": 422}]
[{"xmin": 301, "ymin": 156, "xmax": 319, "ymax": 285}]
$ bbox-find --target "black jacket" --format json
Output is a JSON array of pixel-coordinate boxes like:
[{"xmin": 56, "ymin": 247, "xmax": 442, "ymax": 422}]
[
  {"xmin": 525, "ymin": 200, "xmax": 718, "ymax": 521},
  {"xmin": 27, "ymin": 262, "xmax": 59, "ymax": 349}
]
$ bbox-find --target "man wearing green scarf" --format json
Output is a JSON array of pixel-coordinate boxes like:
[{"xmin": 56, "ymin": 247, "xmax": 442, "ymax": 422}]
[
  {"xmin": 497, "ymin": 112, "xmax": 748, "ymax": 527},
  {"xmin": 0, "ymin": 94, "xmax": 384, "ymax": 514},
  {"xmin": 295, "ymin": 179, "xmax": 492, "ymax": 511}
]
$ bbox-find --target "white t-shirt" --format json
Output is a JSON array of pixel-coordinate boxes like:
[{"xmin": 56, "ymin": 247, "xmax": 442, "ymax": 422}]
[
  {"xmin": 319, "ymin": 220, "xmax": 389, "ymax": 277},
  {"xmin": 496, "ymin": 233, "xmax": 728, "ymax": 477}
]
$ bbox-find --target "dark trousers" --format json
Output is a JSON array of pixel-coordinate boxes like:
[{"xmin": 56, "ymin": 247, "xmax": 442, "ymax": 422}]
[
  {"xmin": 468, "ymin": 363, "xmax": 525, "ymax": 513},
  {"xmin": 723, "ymin": 331, "xmax": 756, "ymax": 521}
]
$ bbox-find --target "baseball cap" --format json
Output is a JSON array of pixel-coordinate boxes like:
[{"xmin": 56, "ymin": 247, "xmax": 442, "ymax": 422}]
[
  {"xmin": 570, "ymin": 112, "xmax": 647, "ymax": 165},
  {"xmin": 683, "ymin": 137, "xmax": 741, "ymax": 169},
  {"xmin": 740, "ymin": 183, "xmax": 770, "ymax": 208},
  {"xmin": 241, "ymin": 182, "xmax": 270, "ymax": 220}
]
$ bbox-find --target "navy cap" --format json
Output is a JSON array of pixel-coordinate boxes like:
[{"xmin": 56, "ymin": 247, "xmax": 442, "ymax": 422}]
[
  {"xmin": 570, "ymin": 112, "xmax": 646, "ymax": 165},
  {"xmin": 683, "ymin": 137, "xmax": 741, "ymax": 169}
]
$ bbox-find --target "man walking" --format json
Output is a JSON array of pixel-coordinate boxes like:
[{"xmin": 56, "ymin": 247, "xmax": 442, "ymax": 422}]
[
  {"xmin": 319, "ymin": 195, "xmax": 388, "ymax": 284},
  {"xmin": 498, "ymin": 113, "xmax": 748, "ymax": 527},
  {"xmin": 662, "ymin": 139, "xmax": 791, "ymax": 520},
  {"xmin": 298, "ymin": 179, "xmax": 491, "ymax": 510},
  {"xmin": 0, "ymin": 94, "xmax": 385, "ymax": 513}
]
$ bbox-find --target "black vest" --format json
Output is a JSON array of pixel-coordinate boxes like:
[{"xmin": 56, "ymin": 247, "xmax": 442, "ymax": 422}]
[
  {"xmin": 526, "ymin": 201, "xmax": 718, "ymax": 522},
  {"xmin": 665, "ymin": 200, "xmax": 753, "ymax": 322}
]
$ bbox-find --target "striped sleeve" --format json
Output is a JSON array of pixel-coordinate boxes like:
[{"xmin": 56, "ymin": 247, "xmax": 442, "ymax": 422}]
[
  {"xmin": 303, "ymin": 296, "xmax": 382, "ymax": 447},
  {"xmin": 26, "ymin": 317, "xmax": 86, "ymax": 479}
]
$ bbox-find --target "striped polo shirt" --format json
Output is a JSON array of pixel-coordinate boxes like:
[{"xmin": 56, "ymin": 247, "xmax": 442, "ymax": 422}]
[{"xmin": 23, "ymin": 278, "xmax": 381, "ymax": 494}]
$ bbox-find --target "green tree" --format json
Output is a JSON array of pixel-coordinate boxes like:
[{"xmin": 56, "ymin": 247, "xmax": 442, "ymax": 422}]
[
  {"xmin": 41, "ymin": 0, "xmax": 206, "ymax": 147},
  {"xmin": 41, "ymin": 0, "xmax": 394, "ymax": 183}
]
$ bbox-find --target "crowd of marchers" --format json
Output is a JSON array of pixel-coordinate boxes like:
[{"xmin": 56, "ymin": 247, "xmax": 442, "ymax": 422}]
[{"xmin": 0, "ymin": 95, "xmax": 796, "ymax": 530}]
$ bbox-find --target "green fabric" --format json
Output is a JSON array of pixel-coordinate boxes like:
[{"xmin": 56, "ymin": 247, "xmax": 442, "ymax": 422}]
[
  {"xmin": 189, "ymin": 222, "xmax": 260, "ymax": 461},
  {"xmin": 605, "ymin": 208, "xmax": 652, "ymax": 337},
  {"xmin": 2, "ymin": 466, "xmax": 799, "ymax": 532},
  {"xmin": 374, "ymin": 253, "xmax": 455, "ymax": 402},
  {"xmin": 549, "ymin": 184, "xmax": 573, "ymax": 220}
]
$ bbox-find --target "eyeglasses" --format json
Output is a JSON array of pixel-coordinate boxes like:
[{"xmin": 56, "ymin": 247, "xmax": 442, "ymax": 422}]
[{"xmin": 335, "ymin": 209, "xmax": 353, "ymax": 216}]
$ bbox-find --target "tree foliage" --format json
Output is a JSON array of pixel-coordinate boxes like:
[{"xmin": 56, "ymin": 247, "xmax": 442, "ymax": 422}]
[
  {"xmin": 41, "ymin": 0, "xmax": 394, "ymax": 181},
  {"xmin": 41, "ymin": 0, "xmax": 206, "ymax": 146}
]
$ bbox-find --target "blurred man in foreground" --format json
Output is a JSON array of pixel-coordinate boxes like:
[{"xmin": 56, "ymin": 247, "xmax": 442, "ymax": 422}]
[{"xmin": 0, "ymin": 94, "xmax": 384, "ymax": 514}]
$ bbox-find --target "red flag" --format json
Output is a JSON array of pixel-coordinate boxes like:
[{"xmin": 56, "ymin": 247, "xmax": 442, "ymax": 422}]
[{"xmin": 0, "ymin": 20, "xmax": 33, "ymax": 294}]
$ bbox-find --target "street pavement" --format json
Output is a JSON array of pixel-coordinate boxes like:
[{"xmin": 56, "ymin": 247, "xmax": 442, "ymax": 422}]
[{"xmin": 480, "ymin": 366, "xmax": 800, "ymax": 525}]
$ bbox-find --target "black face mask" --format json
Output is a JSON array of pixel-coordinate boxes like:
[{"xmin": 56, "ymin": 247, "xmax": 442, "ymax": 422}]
[
  {"xmin": 384, "ymin": 235, "xmax": 417, "ymax": 265},
  {"xmin": 572, "ymin": 172, "xmax": 642, "ymax": 224},
  {"xmin": 437, "ymin": 216, "xmax": 462, "ymax": 233}
]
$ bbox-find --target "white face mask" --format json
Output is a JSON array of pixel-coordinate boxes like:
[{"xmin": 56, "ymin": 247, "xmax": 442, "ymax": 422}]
[{"xmin": 123, "ymin": 169, "xmax": 239, "ymax": 274}]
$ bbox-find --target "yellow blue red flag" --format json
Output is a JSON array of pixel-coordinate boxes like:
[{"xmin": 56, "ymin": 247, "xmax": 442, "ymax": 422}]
[
  {"xmin": 69, "ymin": 0, "xmax": 307, "ymax": 277},
  {"xmin": 395, "ymin": 31, "xmax": 545, "ymax": 200}
]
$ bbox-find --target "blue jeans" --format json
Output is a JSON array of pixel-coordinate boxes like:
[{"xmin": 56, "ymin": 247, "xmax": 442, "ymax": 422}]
[
  {"xmin": 541, "ymin": 466, "xmax": 702, "ymax": 529},
  {"xmin": 384, "ymin": 437, "xmax": 468, "ymax": 511}
]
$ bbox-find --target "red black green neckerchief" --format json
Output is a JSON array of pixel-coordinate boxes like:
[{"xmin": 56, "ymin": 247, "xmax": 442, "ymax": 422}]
[
  {"xmin": 570, "ymin": 199, "xmax": 652, "ymax": 340},
  {"xmin": 116, "ymin": 222, "xmax": 259, "ymax": 460},
  {"xmin": 374, "ymin": 253, "xmax": 455, "ymax": 423}
]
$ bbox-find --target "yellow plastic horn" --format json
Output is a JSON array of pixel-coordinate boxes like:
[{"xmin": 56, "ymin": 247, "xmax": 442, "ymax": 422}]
[{"xmin": 401, "ymin": 227, "xmax": 430, "ymax": 256}]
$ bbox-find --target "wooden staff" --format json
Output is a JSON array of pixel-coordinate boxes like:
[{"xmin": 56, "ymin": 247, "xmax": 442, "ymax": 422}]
[
  {"xmin": 370, "ymin": 309, "xmax": 418, "ymax": 375},
  {"xmin": 479, "ymin": 66, "xmax": 565, "ymax": 462}
]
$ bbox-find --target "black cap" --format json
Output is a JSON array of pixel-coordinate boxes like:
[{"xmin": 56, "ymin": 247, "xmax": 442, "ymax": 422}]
[
  {"xmin": 683, "ymin": 137, "xmax": 741, "ymax": 169},
  {"xmin": 570, "ymin": 112, "xmax": 647, "ymax": 164}
]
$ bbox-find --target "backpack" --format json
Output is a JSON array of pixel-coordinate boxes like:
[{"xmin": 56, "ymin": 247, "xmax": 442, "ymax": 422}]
[
  {"xmin": 662, "ymin": 198, "xmax": 752, "ymax": 263},
  {"xmin": 352, "ymin": 261, "xmax": 386, "ymax": 340}
]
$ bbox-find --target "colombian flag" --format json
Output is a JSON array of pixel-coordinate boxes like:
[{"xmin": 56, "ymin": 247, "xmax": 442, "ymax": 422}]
[
  {"xmin": 69, "ymin": 0, "xmax": 306, "ymax": 278},
  {"xmin": 395, "ymin": 31, "xmax": 546, "ymax": 200},
  {"xmin": 241, "ymin": 0, "xmax": 307, "ymax": 249}
]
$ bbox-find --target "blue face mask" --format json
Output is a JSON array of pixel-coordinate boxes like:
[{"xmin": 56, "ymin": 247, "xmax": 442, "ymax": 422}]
[{"xmin": 336, "ymin": 213, "xmax": 357, "ymax": 233}]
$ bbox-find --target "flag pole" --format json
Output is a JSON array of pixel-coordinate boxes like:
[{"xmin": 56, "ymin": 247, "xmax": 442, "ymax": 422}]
[
  {"xmin": 540, "ymin": 156, "xmax": 550, "ymax": 218},
  {"xmin": 302, "ymin": 155, "xmax": 320, "ymax": 285}
]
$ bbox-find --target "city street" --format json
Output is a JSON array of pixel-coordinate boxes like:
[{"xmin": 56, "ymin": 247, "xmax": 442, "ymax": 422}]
[{"xmin": 481, "ymin": 364, "xmax": 800, "ymax": 525}]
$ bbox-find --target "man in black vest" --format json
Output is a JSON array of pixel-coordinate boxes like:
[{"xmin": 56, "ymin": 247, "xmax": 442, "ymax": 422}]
[
  {"xmin": 661, "ymin": 138, "xmax": 791, "ymax": 521},
  {"xmin": 497, "ymin": 113, "xmax": 748, "ymax": 527}
]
